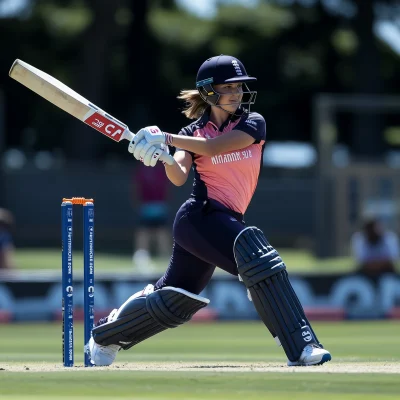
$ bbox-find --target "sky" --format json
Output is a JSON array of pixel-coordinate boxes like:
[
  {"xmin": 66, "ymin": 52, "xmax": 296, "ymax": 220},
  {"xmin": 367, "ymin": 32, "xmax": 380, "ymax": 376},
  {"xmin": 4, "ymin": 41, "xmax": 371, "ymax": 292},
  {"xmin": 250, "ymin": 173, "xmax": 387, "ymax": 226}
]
[
  {"xmin": 0, "ymin": 0, "xmax": 28, "ymax": 17},
  {"xmin": 176, "ymin": 0, "xmax": 259, "ymax": 19}
]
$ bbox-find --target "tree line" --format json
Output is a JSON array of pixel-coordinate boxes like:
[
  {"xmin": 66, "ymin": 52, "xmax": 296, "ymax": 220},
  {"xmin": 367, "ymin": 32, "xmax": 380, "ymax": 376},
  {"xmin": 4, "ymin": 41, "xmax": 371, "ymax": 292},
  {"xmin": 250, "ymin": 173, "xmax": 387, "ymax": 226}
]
[{"xmin": 0, "ymin": 0, "xmax": 398, "ymax": 160}]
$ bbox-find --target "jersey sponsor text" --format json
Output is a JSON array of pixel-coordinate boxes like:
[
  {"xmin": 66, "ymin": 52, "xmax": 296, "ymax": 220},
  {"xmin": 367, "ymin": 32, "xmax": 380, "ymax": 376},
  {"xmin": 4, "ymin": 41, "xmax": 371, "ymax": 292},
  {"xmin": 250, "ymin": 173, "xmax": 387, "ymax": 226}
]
[{"xmin": 211, "ymin": 149, "xmax": 252, "ymax": 165}]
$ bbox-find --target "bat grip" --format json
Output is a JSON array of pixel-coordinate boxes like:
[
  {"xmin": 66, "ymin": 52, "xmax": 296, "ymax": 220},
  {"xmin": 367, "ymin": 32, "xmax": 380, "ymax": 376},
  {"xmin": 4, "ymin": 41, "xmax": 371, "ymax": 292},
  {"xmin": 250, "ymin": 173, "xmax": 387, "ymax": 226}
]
[
  {"xmin": 124, "ymin": 130, "xmax": 135, "ymax": 141},
  {"xmin": 124, "ymin": 129, "xmax": 175, "ymax": 166}
]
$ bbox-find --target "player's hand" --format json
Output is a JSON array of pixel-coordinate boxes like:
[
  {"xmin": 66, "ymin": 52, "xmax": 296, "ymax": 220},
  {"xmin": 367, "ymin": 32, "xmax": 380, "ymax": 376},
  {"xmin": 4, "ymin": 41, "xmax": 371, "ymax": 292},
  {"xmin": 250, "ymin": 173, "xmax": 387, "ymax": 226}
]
[
  {"xmin": 128, "ymin": 126, "xmax": 173, "ymax": 154},
  {"xmin": 133, "ymin": 126, "xmax": 166, "ymax": 146},
  {"xmin": 129, "ymin": 139, "xmax": 170, "ymax": 167}
]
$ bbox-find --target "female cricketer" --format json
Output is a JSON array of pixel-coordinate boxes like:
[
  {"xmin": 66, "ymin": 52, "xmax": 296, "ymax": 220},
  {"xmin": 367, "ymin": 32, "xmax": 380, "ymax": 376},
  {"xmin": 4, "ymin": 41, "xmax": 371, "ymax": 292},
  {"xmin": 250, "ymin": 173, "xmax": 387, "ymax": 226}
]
[{"xmin": 87, "ymin": 55, "xmax": 332, "ymax": 368}]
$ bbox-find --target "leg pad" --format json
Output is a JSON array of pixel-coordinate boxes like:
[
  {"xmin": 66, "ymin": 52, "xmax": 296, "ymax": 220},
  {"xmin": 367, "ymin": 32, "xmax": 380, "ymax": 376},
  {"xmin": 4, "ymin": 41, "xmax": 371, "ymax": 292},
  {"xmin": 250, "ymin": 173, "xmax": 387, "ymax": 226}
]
[
  {"xmin": 92, "ymin": 287, "xmax": 209, "ymax": 349},
  {"xmin": 234, "ymin": 227, "xmax": 320, "ymax": 361}
]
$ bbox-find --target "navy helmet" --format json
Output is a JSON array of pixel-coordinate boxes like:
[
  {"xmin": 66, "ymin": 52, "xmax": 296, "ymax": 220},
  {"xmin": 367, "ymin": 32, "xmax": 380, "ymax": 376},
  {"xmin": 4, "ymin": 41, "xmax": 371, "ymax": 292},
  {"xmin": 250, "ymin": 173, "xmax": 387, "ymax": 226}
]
[{"xmin": 196, "ymin": 55, "xmax": 257, "ymax": 111}]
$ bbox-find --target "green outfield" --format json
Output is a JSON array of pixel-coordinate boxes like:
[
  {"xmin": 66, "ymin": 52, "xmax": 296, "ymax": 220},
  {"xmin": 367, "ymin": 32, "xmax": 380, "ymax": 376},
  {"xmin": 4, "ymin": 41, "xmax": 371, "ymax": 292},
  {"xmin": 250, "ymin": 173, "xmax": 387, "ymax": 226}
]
[
  {"xmin": 14, "ymin": 247, "xmax": 358, "ymax": 274},
  {"xmin": 13, "ymin": 248, "xmax": 400, "ymax": 275},
  {"xmin": 0, "ymin": 321, "xmax": 399, "ymax": 399}
]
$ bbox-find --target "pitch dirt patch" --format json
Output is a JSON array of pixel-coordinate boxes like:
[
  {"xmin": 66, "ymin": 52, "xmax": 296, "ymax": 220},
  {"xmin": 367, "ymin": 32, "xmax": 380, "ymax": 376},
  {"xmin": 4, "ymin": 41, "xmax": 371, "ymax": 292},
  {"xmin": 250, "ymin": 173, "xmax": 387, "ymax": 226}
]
[{"xmin": 1, "ymin": 362, "xmax": 399, "ymax": 374}]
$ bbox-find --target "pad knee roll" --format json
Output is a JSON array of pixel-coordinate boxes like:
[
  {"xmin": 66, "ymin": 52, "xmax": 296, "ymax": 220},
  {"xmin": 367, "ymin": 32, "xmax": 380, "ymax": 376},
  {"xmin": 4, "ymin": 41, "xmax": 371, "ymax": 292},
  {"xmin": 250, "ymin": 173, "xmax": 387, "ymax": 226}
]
[
  {"xmin": 92, "ymin": 287, "xmax": 209, "ymax": 349},
  {"xmin": 234, "ymin": 227, "xmax": 320, "ymax": 361}
]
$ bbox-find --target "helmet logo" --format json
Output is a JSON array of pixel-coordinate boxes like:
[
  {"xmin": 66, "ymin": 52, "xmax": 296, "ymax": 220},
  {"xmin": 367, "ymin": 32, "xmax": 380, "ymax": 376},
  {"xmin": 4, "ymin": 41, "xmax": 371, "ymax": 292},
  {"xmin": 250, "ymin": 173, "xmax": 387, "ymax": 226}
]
[
  {"xmin": 196, "ymin": 77, "xmax": 213, "ymax": 87},
  {"xmin": 232, "ymin": 60, "xmax": 243, "ymax": 76}
]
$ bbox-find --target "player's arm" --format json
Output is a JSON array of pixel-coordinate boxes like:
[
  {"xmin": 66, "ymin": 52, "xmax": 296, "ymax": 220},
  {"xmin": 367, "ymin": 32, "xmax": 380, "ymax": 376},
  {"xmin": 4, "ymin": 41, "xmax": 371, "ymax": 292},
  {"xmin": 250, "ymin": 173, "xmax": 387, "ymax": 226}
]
[
  {"xmin": 165, "ymin": 150, "xmax": 192, "ymax": 186},
  {"xmin": 130, "ymin": 118, "xmax": 265, "ymax": 159},
  {"xmin": 167, "ymin": 130, "xmax": 254, "ymax": 157},
  {"xmin": 130, "ymin": 126, "xmax": 254, "ymax": 159}
]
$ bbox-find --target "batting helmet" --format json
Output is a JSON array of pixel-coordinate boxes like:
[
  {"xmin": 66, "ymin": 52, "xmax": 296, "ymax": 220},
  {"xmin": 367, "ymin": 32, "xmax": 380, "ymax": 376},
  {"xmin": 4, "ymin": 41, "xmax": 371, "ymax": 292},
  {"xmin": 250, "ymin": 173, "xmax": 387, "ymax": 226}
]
[{"xmin": 196, "ymin": 55, "xmax": 257, "ymax": 111}]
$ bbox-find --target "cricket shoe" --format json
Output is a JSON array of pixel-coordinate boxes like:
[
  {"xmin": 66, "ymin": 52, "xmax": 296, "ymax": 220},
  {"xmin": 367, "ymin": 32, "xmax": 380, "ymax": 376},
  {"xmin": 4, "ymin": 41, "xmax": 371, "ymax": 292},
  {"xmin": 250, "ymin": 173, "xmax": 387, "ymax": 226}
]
[
  {"xmin": 287, "ymin": 345, "xmax": 331, "ymax": 366},
  {"xmin": 85, "ymin": 308, "xmax": 120, "ymax": 366}
]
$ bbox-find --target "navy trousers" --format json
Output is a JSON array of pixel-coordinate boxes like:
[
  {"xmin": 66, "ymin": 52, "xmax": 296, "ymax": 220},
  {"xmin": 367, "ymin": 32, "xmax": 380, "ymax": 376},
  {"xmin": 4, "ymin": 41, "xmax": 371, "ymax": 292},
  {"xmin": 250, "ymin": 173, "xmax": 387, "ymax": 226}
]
[{"xmin": 155, "ymin": 198, "xmax": 246, "ymax": 294}]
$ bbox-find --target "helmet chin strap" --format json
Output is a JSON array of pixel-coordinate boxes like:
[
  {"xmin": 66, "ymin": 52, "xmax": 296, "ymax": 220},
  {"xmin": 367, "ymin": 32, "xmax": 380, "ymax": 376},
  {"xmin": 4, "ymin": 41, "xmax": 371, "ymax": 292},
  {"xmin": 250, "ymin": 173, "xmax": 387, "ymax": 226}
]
[{"xmin": 213, "ymin": 101, "xmax": 244, "ymax": 117}]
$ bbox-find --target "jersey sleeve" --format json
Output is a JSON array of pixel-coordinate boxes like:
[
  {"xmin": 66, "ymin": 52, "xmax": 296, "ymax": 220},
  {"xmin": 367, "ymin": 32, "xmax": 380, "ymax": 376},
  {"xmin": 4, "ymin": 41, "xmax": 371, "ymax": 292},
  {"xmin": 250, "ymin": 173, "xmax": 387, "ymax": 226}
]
[{"xmin": 235, "ymin": 112, "xmax": 266, "ymax": 144}]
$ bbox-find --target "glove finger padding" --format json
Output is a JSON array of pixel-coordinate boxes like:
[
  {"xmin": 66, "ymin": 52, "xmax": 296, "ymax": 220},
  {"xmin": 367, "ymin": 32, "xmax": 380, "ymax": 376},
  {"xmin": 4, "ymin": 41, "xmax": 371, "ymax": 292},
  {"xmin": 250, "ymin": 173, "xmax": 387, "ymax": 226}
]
[
  {"xmin": 134, "ymin": 140, "xmax": 152, "ymax": 161},
  {"xmin": 150, "ymin": 149, "xmax": 164, "ymax": 167},
  {"xmin": 140, "ymin": 141, "xmax": 158, "ymax": 161},
  {"xmin": 130, "ymin": 139, "xmax": 144, "ymax": 159},
  {"xmin": 142, "ymin": 146, "xmax": 161, "ymax": 167}
]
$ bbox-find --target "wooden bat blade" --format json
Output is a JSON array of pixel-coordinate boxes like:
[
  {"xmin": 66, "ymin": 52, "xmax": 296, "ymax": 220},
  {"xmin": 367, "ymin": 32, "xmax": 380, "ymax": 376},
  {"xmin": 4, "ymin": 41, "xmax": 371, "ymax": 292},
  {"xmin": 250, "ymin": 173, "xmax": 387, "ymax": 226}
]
[
  {"xmin": 8, "ymin": 59, "xmax": 174, "ymax": 164},
  {"xmin": 9, "ymin": 59, "xmax": 132, "ymax": 142},
  {"xmin": 9, "ymin": 59, "xmax": 92, "ymax": 120}
]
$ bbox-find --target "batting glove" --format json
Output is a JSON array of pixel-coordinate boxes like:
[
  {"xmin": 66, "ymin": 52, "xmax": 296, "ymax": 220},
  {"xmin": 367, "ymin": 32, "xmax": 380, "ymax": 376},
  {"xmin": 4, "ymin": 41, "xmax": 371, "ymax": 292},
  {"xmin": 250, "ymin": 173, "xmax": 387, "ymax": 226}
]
[
  {"xmin": 128, "ymin": 126, "xmax": 173, "ymax": 155},
  {"xmin": 130, "ymin": 139, "xmax": 170, "ymax": 167}
]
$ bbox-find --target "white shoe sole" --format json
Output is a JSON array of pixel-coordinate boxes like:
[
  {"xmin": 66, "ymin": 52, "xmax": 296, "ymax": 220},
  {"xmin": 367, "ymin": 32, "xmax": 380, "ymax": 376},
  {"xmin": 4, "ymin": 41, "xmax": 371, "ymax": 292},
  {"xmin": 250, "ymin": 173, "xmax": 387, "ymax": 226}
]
[{"xmin": 288, "ymin": 353, "xmax": 332, "ymax": 366}]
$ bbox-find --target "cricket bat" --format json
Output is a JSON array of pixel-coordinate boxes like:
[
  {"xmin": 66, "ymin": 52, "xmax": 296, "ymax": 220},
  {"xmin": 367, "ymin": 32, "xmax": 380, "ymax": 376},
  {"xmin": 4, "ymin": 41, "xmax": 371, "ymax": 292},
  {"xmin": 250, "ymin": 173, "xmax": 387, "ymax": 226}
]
[{"xmin": 8, "ymin": 59, "xmax": 174, "ymax": 165}]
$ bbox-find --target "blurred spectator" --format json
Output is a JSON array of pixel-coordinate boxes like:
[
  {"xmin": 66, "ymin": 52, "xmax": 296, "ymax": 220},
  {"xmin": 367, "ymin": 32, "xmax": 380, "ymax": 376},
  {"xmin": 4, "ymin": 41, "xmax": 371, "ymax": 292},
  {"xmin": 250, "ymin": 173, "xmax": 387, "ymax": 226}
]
[
  {"xmin": 0, "ymin": 208, "xmax": 16, "ymax": 269},
  {"xmin": 351, "ymin": 218, "xmax": 399, "ymax": 277},
  {"xmin": 132, "ymin": 162, "xmax": 171, "ymax": 272}
]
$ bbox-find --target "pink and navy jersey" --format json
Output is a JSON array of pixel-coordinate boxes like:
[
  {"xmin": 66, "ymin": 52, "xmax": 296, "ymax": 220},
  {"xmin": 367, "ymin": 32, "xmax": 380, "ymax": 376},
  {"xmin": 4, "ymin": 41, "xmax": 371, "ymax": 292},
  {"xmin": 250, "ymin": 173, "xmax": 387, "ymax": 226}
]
[{"xmin": 177, "ymin": 108, "xmax": 266, "ymax": 215}]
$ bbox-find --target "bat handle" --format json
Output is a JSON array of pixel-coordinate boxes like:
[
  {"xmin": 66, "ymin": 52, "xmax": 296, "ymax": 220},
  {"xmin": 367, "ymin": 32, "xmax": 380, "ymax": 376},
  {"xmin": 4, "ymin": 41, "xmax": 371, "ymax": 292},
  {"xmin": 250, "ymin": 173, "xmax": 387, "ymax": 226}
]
[
  {"xmin": 123, "ymin": 129, "xmax": 175, "ymax": 166},
  {"xmin": 123, "ymin": 130, "xmax": 135, "ymax": 142}
]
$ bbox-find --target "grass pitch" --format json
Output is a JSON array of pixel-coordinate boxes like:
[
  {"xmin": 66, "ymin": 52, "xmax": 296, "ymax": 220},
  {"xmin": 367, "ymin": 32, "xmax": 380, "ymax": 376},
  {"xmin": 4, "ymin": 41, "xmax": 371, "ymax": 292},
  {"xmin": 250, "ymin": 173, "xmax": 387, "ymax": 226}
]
[{"xmin": 0, "ymin": 321, "xmax": 399, "ymax": 399}]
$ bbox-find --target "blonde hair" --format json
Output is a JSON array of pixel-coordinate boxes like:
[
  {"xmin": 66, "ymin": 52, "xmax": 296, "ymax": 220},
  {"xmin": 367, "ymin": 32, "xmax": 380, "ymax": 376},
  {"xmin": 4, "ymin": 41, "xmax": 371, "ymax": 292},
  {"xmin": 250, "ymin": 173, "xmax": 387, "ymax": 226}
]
[{"xmin": 177, "ymin": 89, "xmax": 209, "ymax": 120}]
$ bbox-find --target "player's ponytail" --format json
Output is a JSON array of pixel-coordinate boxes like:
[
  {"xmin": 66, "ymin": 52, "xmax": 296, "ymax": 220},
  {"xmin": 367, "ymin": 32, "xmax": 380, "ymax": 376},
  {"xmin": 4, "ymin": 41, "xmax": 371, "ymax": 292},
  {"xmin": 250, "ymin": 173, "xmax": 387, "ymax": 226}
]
[{"xmin": 178, "ymin": 89, "xmax": 208, "ymax": 119}]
